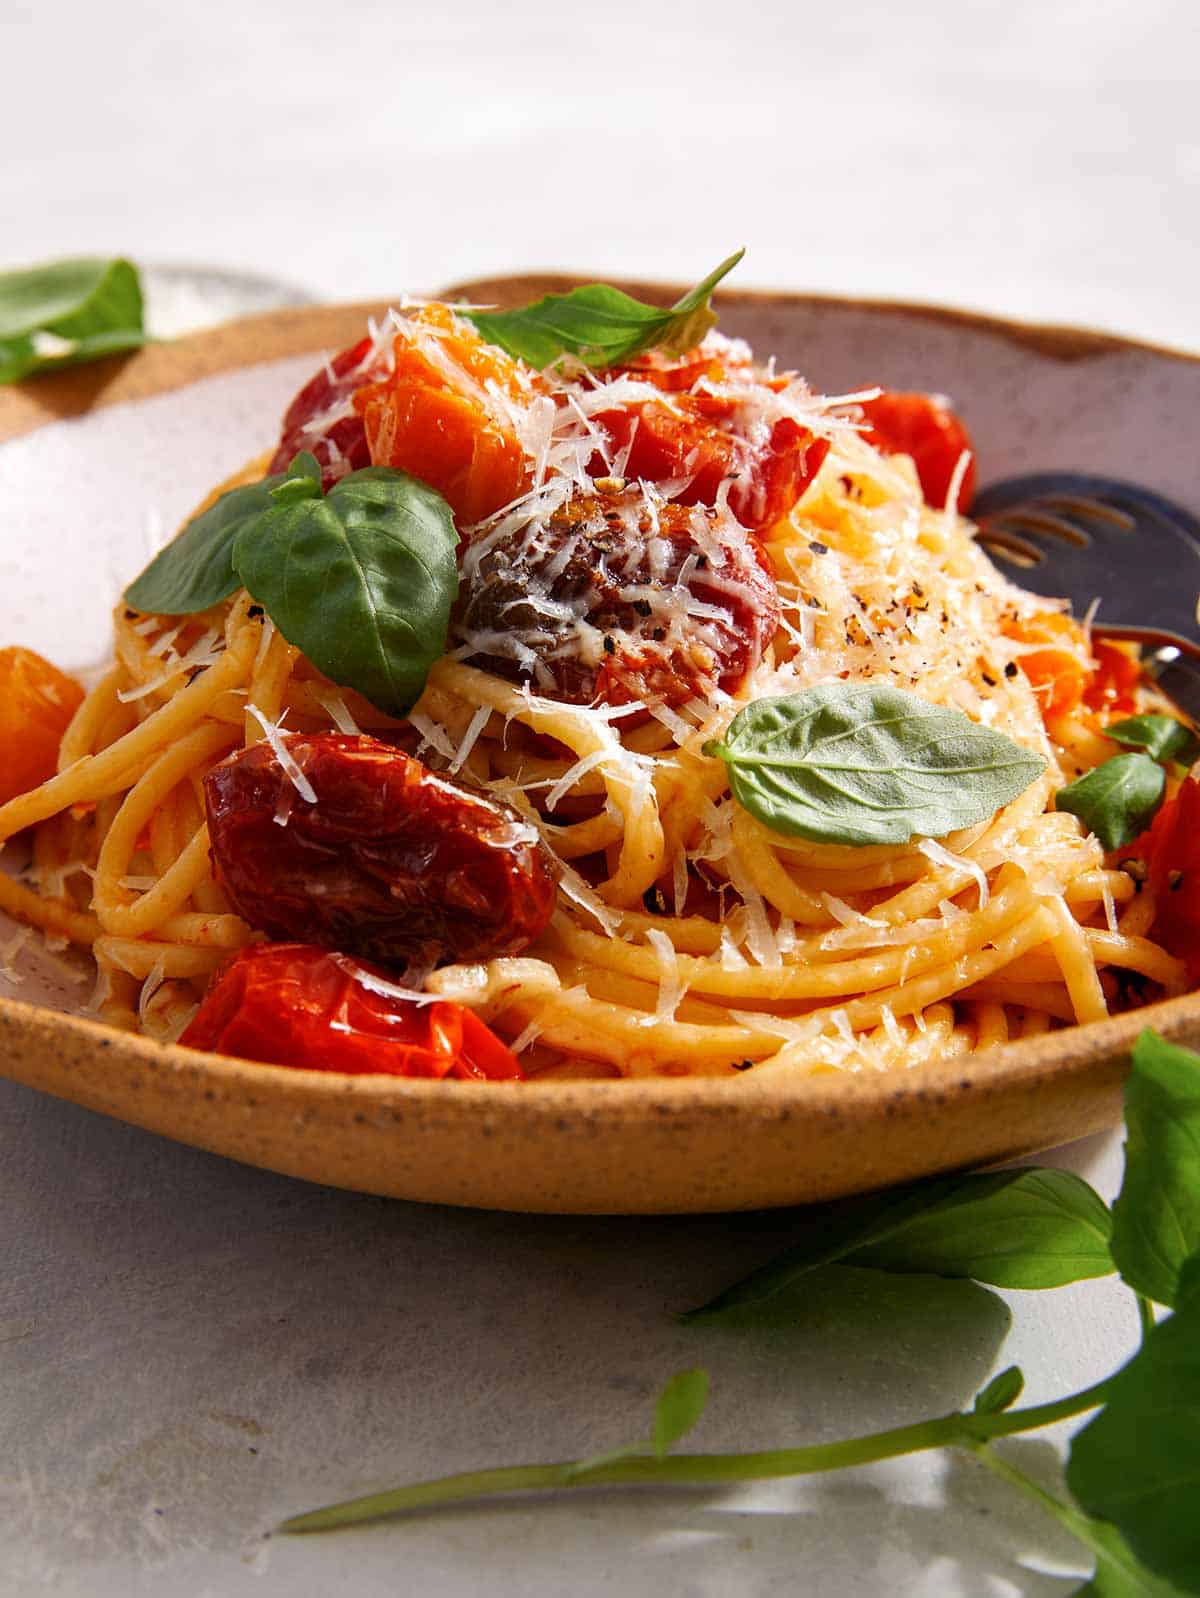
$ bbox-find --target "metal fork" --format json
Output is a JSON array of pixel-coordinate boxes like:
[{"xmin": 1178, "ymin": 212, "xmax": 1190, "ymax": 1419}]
[{"xmin": 972, "ymin": 472, "xmax": 1200, "ymax": 721}]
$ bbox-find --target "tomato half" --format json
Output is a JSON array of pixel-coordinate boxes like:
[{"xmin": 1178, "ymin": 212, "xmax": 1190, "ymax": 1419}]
[
  {"xmin": 0, "ymin": 647, "xmax": 85, "ymax": 805},
  {"xmin": 181, "ymin": 943, "xmax": 523, "ymax": 1080},
  {"xmin": 1139, "ymin": 775, "xmax": 1200, "ymax": 983},
  {"xmin": 859, "ymin": 391, "xmax": 977, "ymax": 511}
]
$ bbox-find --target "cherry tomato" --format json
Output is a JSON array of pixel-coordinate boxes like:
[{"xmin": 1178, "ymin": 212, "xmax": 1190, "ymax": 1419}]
[
  {"xmin": 591, "ymin": 345, "xmax": 828, "ymax": 535},
  {"xmin": 455, "ymin": 489, "xmax": 780, "ymax": 708},
  {"xmin": 204, "ymin": 734, "xmax": 558, "ymax": 966},
  {"xmin": 1003, "ymin": 611, "xmax": 1091, "ymax": 720},
  {"xmin": 0, "ymin": 647, "xmax": 85, "ymax": 805},
  {"xmin": 858, "ymin": 391, "xmax": 977, "ymax": 511},
  {"xmin": 180, "ymin": 943, "xmax": 522, "ymax": 1080},
  {"xmin": 1083, "ymin": 639, "xmax": 1141, "ymax": 718},
  {"xmin": 270, "ymin": 336, "xmax": 380, "ymax": 489},
  {"xmin": 353, "ymin": 305, "xmax": 531, "ymax": 527},
  {"xmin": 1136, "ymin": 774, "xmax": 1200, "ymax": 984}
]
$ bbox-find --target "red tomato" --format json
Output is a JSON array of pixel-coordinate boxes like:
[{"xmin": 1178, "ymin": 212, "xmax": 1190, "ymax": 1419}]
[
  {"xmin": 269, "ymin": 336, "xmax": 380, "ymax": 489},
  {"xmin": 181, "ymin": 943, "xmax": 522, "ymax": 1080},
  {"xmin": 859, "ymin": 391, "xmax": 977, "ymax": 511},
  {"xmin": 1083, "ymin": 639, "xmax": 1141, "ymax": 718},
  {"xmin": 592, "ymin": 346, "xmax": 829, "ymax": 535},
  {"xmin": 1139, "ymin": 774, "xmax": 1200, "ymax": 983},
  {"xmin": 204, "ymin": 734, "xmax": 559, "ymax": 967}
]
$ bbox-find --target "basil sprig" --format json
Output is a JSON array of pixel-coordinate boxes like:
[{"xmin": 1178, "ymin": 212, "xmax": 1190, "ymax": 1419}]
[
  {"xmin": 283, "ymin": 1029, "xmax": 1200, "ymax": 1593},
  {"xmin": 463, "ymin": 250, "xmax": 744, "ymax": 370},
  {"xmin": 1107, "ymin": 713, "xmax": 1200, "ymax": 768},
  {"xmin": 1055, "ymin": 752, "xmax": 1167, "ymax": 851},
  {"xmin": 704, "ymin": 685, "xmax": 1045, "ymax": 846},
  {"xmin": 123, "ymin": 454, "xmax": 459, "ymax": 716},
  {"xmin": 0, "ymin": 257, "xmax": 146, "ymax": 383}
]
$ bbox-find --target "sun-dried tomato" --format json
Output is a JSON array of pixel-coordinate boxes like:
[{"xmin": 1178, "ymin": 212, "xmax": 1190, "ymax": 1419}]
[
  {"xmin": 181, "ymin": 943, "xmax": 521, "ymax": 1080},
  {"xmin": 204, "ymin": 734, "xmax": 558, "ymax": 967},
  {"xmin": 859, "ymin": 391, "xmax": 977, "ymax": 511},
  {"xmin": 455, "ymin": 489, "xmax": 780, "ymax": 708},
  {"xmin": 269, "ymin": 337, "xmax": 380, "ymax": 490}
]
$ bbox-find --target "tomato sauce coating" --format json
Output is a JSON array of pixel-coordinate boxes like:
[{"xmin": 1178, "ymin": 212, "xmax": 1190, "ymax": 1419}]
[
  {"xmin": 181, "ymin": 943, "xmax": 522, "ymax": 1079},
  {"xmin": 204, "ymin": 734, "xmax": 559, "ymax": 966}
]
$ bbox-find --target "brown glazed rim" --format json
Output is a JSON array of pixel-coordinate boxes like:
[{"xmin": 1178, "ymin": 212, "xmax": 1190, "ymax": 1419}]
[
  {"xmin": 1, "ymin": 277, "xmax": 1198, "ymax": 1209},
  {"xmin": 3, "ymin": 271, "xmax": 1200, "ymax": 445}
]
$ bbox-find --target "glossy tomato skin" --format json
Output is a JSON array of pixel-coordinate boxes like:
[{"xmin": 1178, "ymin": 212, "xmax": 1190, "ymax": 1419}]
[
  {"xmin": 1138, "ymin": 773, "xmax": 1200, "ymax": 983},
  {"xmin": 1083, "ymin": 640, "xmax": 1141, "ymax": 718},
  {"xmin": 0, "ymin": 647, "xmax": 85, "ymax": 805},
  {"xmin": 204, "ymin": 734, "xmax": 558, "ymax": 967},
  {"xmin": 859, "ymin": 391, "xmax": 977, "ymax": 510},
  {"xmin": 180, "ymin": 943, "xmax": 522, "ymax": 1080},
  {"xmin": 455, "ymin": 491, "xmax": 780, "ymax": 708},
  {"xmin": 269, "ymin": 337, "xmax": 380, "ymax": 490},
  {"xmin": 591, "ymin": 346, "xmax": 829, "ymax": 536}
]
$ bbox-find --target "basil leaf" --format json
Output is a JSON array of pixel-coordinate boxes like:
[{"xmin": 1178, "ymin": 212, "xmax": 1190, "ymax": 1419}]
[
  {"xmin": 704, "ymin": 686, "xmax": 1045, "ymax": 846},
  {"xmin": 0, "ymin": 257, "xmax": 145, "ymax": 383},
  {"xmin": 233, "ymin": 465, "xmax": 458, "ymax": 716},
  {"xmin": 1054, "ymin": 753, "xmax": 1165, "ymax": 852},
  {"xmin": 652, "ymin": 1369, "xmax": 709, "ymax": 1458},
  {"xmin": 567, "ymin": 1368, "xmax": 709, "ymax": 1479},
  {"xmin": 463, "ymin": 250, "xmax": 744, "ymax": 370},
  {"xmin": 682, "ymin": 1169, "xmax": 1113, "ymax": 1321},
  {"xmin": 1110, "ymin": 1031, "xmax": 1200, "ymax": 1309},
  {"xmin": 1066, "ymin": 1285, "xmax": 1200, "ymax": 1591},
  {"xmin": 1107, "ymin": 714, "xmax": 1200, "ymax": 768},
  {"xmin": 972, "ymin": 1365, "xmax": 1025, "ymax": 1415},
  {"xmin": 123, "ymin": 457, "xmax": 319, "ymax": 615}
]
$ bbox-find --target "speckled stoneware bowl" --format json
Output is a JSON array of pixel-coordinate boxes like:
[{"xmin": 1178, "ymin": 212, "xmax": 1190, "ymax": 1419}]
[{"xmin": 1, "ymin": 278, "xmax": 1198, "ymax": 1213}]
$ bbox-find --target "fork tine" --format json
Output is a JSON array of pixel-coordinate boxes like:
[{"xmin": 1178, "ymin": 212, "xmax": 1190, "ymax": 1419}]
[{"xmin": 989, "ymin": 508, "xmax": 1091, "ymax": 547}]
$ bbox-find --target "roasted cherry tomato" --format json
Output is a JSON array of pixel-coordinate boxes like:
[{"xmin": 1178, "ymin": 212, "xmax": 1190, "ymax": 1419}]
[
  {"xmin": 269, "ymin": 336, "xmax": 380, "ymax": 490},
  {"xmin": 455, "ymin": 488, "xmax": 780, "ymax": 707},
  {"xmin": 591, "ymin": 345, "xmax": 829, "ymax": 535},
  {"xmin": 0, "ymin": 647, "xmax": 85, "ymax": 805},
  {"xmin": 353, "ymin": 304, "xmax": 531, "ymax": 527},
  {"xmin": 858, "ymin": 391, "xmax": 977, "ymax": 510},
  {"xmin": 181, "ymin": 943, "xmax": 522, "ymax": 1079},
  {"xmin": 1083, "ymin": 639, "xmax": 1141, "ymax": 718},
  {"xmin": 1003, "ymin": 611, "xmax": 1091, "ymax": 720},
  {"xmin": 204, "ymin": 734, "xmax": 558, "ymax": 966},
  {"xmin": 1136, "ymin": 773, "xmax": 1200, "ymax": 984}
]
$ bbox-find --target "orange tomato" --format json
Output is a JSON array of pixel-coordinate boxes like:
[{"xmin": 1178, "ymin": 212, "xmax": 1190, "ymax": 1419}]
[
  {"xmin": 354, "ymin": 305, "xmax": 531, "ymax": 527},
  {"xmin": 0, "ymin": 647, "xmax": 85, "ymax": 805},
  {"xmin": 1003, "ymin": 612, "xmax": 1091, "ymax": 719}
]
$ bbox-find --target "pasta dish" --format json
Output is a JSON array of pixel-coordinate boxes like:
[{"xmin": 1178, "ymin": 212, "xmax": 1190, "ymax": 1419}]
[{"xmin": 0, "ymin": 263, "xmax": 1195, "ymax": 1082}]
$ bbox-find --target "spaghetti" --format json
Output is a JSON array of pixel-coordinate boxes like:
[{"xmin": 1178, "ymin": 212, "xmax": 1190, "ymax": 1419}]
[{"xmin": 0, "ymin": 293, "xmax": 1193, "ymax": 1079}]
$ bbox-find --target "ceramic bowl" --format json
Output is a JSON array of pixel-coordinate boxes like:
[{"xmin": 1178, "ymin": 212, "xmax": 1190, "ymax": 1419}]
[{"xmin": 1, "ymin": 278, "xmax": 1197, "ymax": 1213}]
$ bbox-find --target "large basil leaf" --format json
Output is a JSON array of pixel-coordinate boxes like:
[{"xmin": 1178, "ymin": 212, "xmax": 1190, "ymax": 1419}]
[
  {"xmin": 682, "ymin": 1168, "xmax": 1113, "ymax": 1321},
  {"xmin": 1110, "ymin": 1031, "xmax": 1200, "ymax": 1309},
  {"xmin": 1054, "ymin": 753, "xmax": 1165, "ymax": 852},
  {"xmin": 0, "ymin": 257, "xmax": 145, "ymax": 383},
  {"xmin": 123, "ymin": 455, "xmax": 322, "ymax": 615},
  {"xmin": 704, "ymin": 686, "xmax": 1045, "ymax": 846},
  {"xmin": 1066, "ymin": 1282, "xmax": 1200, "ymax": 1591},
  {"xmin": 464, "ymin": 251, "xmax": 744, "ymax": 370},
  {"xmin": 233, "ymin": 465, "xmax": 458, "ymax": 716},
  {"xmin": 1106, "ymin": 714, "xmax": 1200, "ymax": 768}
]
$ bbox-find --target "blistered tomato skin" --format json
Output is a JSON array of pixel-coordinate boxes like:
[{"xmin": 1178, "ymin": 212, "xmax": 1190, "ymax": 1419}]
[
  {"xmin": 180, "ymin": 943, "xmax": 522, "ymax": 1080},
  {"xmin": 858, "ymin": 391, "xmax": 977, "ymax": 511},
  {"xmin": 0, "ymin": 647, "xmax": 85, "ymax": 805},
  {"xmin": 455, "ymin": 491, "xmax": 781, "ymax": 708},
  {"xmin": 269, "ymin": 337, "xmax": 380, "ymax": 490},
  {"xmin": 204, "ymin": 734, "xmax": 559, "ymax": 967}
]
